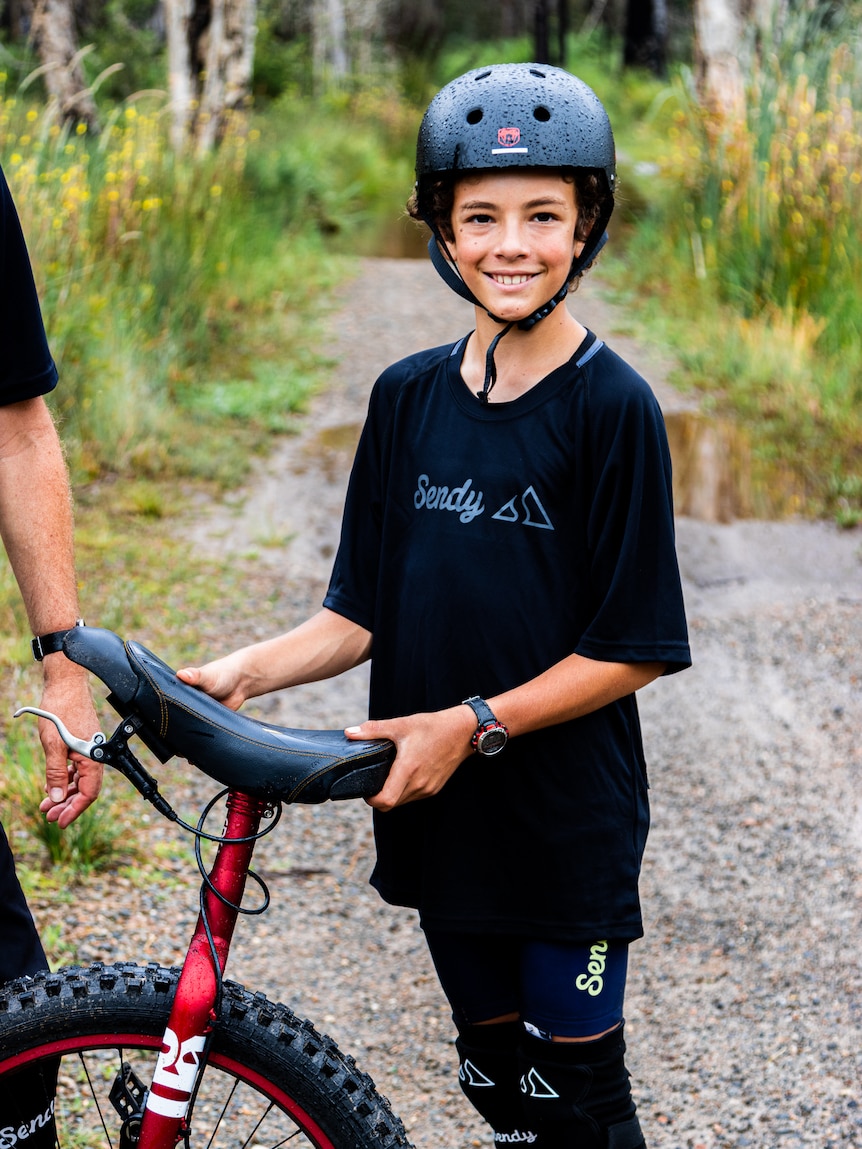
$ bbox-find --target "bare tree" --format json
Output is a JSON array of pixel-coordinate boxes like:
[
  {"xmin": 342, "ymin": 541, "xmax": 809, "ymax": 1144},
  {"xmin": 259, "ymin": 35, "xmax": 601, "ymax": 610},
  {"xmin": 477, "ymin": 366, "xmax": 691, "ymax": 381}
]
[
  {"xmin": 165, "ymin": 0, "xmax": 257, "ymax": 152},
  {"xmin": 312, "ymin": 0, "xmax": 348, "ymax": 83},
  {"xmin": 31, "ymin": 0, "xmax": 100, "ymax": 128},
  {"xmin": 694, "ymin": 0, "xmax": 781, "ymax": 117}
]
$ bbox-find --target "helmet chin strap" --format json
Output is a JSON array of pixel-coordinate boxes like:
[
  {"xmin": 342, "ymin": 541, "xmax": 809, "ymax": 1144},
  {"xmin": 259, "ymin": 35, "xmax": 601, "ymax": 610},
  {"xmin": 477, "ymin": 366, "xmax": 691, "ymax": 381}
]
[{"xmin": 426, "ymin": 229, "xmax": 608, "ymax": 402}]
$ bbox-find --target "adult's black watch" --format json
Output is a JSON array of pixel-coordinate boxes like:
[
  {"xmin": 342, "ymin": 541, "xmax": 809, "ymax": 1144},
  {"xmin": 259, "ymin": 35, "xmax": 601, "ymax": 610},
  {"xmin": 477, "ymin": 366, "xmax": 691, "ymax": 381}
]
[
  {"xmin": 32, "ymin": 619, "xmax": 86, "ymax": 662},
  {"xmin": 462, "ymin": 695, "xmax": 509, "ymax": 757}
]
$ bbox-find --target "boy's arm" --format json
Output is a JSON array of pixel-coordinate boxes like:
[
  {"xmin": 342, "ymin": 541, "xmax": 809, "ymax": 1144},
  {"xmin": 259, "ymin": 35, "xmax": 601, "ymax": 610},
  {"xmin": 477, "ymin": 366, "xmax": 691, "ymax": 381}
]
[
  {"xmin": 352, "ymin": 652, "xmax": 665, "ymax": 812},
  {"xmin": 176, "ymin": 607, "xmax": 373, "ymax": 710},
  {"xmin": 0, "ymin": 396, "xmax": 103, "ymax": 828}
]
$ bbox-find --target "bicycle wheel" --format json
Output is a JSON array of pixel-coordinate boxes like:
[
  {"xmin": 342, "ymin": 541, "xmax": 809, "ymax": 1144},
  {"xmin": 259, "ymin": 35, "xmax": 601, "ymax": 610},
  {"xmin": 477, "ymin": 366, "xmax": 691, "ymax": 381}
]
[{"xmin": 0, "ymin": 963, "xmax": 413, "ymax": 1149}]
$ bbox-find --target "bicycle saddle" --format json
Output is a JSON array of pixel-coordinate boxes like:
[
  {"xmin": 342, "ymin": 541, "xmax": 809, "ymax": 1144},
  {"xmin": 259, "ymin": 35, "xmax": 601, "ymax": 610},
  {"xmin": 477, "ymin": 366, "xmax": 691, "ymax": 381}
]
[{"xmin": 62, "ymin": 627, "xmax": 394, "ymax": 804}]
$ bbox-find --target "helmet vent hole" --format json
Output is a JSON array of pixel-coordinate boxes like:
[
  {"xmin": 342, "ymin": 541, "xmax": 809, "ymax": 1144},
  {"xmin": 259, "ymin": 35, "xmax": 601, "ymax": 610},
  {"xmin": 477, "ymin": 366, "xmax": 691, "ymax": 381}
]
[
  {"xmin": 534, "ymin": 105, "xmax": 551, "ymax": 122},
  {"xmin": 466, "ymin": 108, "xmax": 484, "ymax": 125},
  {"xmin": 529, "ymin": 68, "xmax": 546, "ymax": 79}
]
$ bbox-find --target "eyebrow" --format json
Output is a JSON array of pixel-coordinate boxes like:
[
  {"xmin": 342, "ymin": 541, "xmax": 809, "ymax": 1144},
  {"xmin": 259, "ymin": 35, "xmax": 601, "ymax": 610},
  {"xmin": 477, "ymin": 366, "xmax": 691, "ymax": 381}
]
[{"xmin": 456, "ymin": 196, "xmax": 570, "ymax": 212}]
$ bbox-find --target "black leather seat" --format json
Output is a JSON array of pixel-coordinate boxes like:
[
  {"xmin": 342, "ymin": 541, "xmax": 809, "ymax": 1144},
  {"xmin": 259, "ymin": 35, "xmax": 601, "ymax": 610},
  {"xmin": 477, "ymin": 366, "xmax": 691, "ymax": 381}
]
[{"xmin": 63, "ymin": 628, "xmax": 394, "ymax": 803}]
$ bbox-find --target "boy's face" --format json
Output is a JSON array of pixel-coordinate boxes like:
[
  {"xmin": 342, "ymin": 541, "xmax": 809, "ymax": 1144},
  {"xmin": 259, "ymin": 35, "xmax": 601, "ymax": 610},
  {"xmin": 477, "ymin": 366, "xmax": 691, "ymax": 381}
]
[{"xmin": 448, "ymin": 170, "xmax": 583, "ymax": 324}]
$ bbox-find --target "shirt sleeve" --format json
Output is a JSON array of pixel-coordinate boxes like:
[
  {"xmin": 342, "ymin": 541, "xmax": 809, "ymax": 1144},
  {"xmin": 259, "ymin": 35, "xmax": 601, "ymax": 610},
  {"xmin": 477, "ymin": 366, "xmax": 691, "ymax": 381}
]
[
  {"xmin": 575, "ymin": 351, "xmax": 691, "ymax": 674},
  {"xmin": 0, "ymin": 164, "xmax": 58, "ymax": 404},
  {"xmin": 323, "ymin": 366, "xmax": 395, "ymax": 631}
]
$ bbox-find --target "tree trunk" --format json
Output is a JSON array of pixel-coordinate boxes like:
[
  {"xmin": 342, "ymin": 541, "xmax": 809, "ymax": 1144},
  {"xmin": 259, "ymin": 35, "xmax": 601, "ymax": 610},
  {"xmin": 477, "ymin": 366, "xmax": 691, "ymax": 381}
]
[
  {"xmin": 534, "ymin": 0, "xmax": 551, "ymax": 62},
  {"xmin": 197, "ymin": 0, "xmax": 258, "ymax": 151},
  {"xmin": 312, "ymin": 0, "xmax": 348, "ymax": 85},
  {"xmin": 31, "ymin": 0, "xmax": 100, "ymax": 129},
  {"xmin": 695, "ymin": 0, "xmax": 744, "ymax": 117},
  {"xmin": 165, "ymin": 0, "xmax": 194, "ymax": 152},
  {"xmin": 623, "ymin": 0, "xmax": 667, "ymax": 77},
  {"xmin": 164, "ymin": 0, "xmax": 257, "ymax": 153}
]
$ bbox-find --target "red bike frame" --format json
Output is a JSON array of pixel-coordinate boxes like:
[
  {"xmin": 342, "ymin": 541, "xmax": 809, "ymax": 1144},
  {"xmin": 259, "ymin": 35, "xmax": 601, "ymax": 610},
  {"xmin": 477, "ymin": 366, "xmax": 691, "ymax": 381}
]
[{"xmin": 138, "ymin": 790, "xmax": 266, "ymax": 1148}]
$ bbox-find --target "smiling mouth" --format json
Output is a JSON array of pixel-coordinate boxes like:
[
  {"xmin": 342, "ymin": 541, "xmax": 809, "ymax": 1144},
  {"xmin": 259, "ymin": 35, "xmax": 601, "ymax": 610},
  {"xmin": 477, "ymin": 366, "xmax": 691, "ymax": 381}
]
[{"xmin": 488, "ymin": 273, "xmax": 535, "ymax": 286}]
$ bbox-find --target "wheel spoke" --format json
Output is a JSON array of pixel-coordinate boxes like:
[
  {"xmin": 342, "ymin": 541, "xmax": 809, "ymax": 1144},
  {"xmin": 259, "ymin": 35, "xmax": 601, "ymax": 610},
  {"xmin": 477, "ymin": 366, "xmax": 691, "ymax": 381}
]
[{"xmin": 201, "ymin": 1073, "xmax": 239, "ymax": 1149}]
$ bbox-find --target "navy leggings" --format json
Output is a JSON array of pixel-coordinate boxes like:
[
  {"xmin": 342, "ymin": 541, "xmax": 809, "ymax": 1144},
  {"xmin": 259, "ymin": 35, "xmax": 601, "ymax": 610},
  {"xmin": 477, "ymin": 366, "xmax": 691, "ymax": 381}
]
[{"xmin": 423, "ymin": 929, "xmax": 629, "ymax": 1038}]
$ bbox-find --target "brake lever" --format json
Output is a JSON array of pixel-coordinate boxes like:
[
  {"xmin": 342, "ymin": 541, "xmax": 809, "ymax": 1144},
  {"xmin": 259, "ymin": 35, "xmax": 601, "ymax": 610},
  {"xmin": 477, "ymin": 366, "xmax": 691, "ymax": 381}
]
[{"xmin": 14, "ymin": 706, "xmax": 107, "ymax": 758}]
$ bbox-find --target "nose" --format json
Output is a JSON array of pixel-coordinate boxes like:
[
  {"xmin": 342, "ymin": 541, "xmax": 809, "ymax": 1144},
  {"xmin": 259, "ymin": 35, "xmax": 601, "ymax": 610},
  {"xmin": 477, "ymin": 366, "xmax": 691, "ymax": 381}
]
[{"xmin": 495, "ymin": 216, "xmax": 529, "ymax": 259}]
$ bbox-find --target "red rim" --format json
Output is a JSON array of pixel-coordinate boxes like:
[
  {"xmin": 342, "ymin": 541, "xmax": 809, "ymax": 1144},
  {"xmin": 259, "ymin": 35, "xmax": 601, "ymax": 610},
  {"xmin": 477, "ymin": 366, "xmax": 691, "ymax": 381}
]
[{"xmin": 0, "ymin": 1033, "xmax": 335, "ymax": 1149}]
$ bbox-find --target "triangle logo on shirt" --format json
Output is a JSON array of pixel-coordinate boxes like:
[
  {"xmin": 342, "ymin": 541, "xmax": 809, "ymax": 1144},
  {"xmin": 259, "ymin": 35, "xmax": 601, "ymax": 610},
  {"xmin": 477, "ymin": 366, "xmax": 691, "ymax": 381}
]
[{"xmin": 492, "ymin": 486, "xmax": 554, "ymax": 530}]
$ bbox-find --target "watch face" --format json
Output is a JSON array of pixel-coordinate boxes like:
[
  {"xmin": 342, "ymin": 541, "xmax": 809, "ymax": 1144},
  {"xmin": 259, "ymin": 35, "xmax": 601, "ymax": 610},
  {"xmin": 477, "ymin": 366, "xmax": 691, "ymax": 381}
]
[{"xmin": 476, "ymin": 726, "xmax": 508, "ymax": 756}]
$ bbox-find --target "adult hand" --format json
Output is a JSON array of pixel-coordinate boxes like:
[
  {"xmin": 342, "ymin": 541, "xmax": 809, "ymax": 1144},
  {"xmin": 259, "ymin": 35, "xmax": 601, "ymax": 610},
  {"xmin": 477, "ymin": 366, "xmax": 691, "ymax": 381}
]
[
  {"xmin": 37, "ymin": 662, "xmax": 103, "ymax": 828},
  {"xmin": 345, "ymin": 705, "xmax": 475, "ymax": 812}
]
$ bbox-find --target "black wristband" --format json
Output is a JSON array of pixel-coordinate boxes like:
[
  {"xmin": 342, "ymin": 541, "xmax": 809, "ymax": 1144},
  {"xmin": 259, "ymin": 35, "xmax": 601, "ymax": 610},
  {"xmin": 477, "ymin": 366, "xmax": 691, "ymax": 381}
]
[
  {"xmin": 462, "ymin": 695, "xmax": 496, "ymax": 726},
  {"xmin": 32, "ymin": 619, "xmax": 85, "ymax": 662}
]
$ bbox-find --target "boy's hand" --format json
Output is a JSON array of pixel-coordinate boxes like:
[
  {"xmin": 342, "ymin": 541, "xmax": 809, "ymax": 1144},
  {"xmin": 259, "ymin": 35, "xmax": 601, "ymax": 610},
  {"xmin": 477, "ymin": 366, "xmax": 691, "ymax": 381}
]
[
  {"xmin": 177, "ymin": 658, "xmax": 247, "ymax": 711},
  {"xmin": 345, "ymin": 705, "xmax": 476, "ymax": 811}
]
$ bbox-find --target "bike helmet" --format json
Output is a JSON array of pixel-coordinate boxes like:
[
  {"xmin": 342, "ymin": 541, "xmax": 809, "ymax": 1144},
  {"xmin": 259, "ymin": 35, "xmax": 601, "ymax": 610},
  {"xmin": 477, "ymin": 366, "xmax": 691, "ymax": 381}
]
[{"xmin": 414, "ymin": 64, "xmax": 616, "ymax": 399}]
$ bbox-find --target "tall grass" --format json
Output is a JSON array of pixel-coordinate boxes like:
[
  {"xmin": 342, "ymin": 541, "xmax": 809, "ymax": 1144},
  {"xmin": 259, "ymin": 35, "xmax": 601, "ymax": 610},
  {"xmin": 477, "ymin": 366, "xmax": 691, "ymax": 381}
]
[
  {"xmin": 619, "ymin": 14, "xmax": 862, "ymax": 522},
  {"xmin": 0, "ymin": 73, "xmax": 359, "ymax": 486},
  {"xmin": 669, "ymin": 38, "xmax": 862, "ymax": 353},
  {"xmin": 1, "ymin": 83, "xmax": 244, "ymax": 473}
]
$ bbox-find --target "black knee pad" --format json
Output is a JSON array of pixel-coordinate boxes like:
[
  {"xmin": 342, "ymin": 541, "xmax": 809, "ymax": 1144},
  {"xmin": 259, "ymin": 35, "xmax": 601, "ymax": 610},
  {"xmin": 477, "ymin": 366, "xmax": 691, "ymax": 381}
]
[
  {"xmin": 0, "ymin": 1060, "xmax": 59, "ymax": 1149},
  {"xmin": 456, "ymin": 1020, "xmax": 539, "ymax": 1144},
  {"xmin": 518, "ymin": 1023, "xmax": 644, "ymax": 1148}
]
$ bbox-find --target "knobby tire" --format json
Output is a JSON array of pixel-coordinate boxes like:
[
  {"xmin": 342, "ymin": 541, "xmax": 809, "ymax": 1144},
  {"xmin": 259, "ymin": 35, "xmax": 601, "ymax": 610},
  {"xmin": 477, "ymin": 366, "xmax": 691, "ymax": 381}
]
[{"xmin": 0, "ymin": 963, "xmax": 412, "ymax": 1149}]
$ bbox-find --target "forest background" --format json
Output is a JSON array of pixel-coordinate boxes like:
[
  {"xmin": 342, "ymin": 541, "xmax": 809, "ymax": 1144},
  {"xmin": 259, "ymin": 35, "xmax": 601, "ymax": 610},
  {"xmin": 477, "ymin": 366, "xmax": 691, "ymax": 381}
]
[{"xmin": 0, "ymin": 0, "xmax": 861, "ymax": 870}]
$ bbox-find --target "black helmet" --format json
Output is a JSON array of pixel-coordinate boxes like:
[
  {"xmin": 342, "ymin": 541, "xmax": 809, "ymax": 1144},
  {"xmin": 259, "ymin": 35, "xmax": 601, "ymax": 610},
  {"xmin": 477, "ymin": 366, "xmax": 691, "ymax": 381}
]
[{"xmin": 416, "ymin": 62, "xmax": 616, "ymax": 282}]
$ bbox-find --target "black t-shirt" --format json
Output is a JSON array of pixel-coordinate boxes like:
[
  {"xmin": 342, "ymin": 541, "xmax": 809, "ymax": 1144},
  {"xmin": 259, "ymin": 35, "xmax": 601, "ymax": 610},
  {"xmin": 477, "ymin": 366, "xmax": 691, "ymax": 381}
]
[
  {"xmin": 0, "ymin": 164, "xmax": 58, "ymax": 404},
  {"xmin": 324, "ymin": 330, "xmax": 691, "ymax": 942}
]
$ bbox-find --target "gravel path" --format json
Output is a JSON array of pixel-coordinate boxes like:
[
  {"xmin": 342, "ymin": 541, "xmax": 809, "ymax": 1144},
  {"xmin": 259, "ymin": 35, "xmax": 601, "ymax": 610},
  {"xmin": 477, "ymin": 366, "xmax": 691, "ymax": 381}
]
[{"xmin": 50, "ymin": 259, "xmax": 862, "ymax": 1147}]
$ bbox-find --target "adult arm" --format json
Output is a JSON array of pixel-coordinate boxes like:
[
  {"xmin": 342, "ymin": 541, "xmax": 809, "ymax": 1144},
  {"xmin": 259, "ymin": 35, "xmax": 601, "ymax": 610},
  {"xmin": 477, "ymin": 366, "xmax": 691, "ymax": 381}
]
[
  {"xmin": 0, "ymin": 396, "xmax": 102, "ymax": 827},
  {"xmin": 176, "ymin": 607, "xmax": 373, "ymax": 710},
  {"xmin": 350, "ymin": 653, "xmax": 666, "ymax": 812}
]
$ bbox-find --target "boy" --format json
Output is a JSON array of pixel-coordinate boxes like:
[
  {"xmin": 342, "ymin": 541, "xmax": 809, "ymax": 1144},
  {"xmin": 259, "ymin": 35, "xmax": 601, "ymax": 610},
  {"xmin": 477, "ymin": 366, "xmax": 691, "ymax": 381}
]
[{"xmin": 179, "ymin": 63, "xmax": 690, "ymax": 1148}]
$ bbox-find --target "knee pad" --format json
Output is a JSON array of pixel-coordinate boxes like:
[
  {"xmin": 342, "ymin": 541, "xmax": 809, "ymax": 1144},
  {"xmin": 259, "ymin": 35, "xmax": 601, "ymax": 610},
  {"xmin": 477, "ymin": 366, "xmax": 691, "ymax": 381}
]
[
  {"xmin": 0, "ymin": 1061, "xmax": 59, "ymax": 1149},
  {"xmin": 456, "ymin": 1020, "xmax": 539, "ymax": 1144},
  {"xmin": 518, "ymin": 1023, "xmax": 644, "ymax": 1148}
]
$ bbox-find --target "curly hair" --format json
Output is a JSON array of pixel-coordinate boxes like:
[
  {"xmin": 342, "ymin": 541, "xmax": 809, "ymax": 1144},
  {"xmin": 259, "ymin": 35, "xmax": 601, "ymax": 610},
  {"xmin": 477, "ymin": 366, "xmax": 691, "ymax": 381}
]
[{"xmin": 406, "ymin": 168, "xmax": 612, "ymax": 282}]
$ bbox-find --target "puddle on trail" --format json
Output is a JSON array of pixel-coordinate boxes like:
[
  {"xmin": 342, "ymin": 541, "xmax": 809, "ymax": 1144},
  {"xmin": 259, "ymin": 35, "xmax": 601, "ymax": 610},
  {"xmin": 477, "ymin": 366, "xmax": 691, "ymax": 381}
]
[
  {"xmin": 665, "ymin": 411, "xmax": 806, "ymax": 522},
  {"xmin": 300, "ymin": 415, "xmax": 803, "ymax": 523}
]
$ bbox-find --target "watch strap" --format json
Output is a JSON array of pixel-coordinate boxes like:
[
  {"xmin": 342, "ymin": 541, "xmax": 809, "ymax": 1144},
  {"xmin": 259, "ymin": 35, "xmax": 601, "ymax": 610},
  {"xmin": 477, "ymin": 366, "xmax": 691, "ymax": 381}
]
[
  {"xmin": 32, "ymin": 619, "xmax": 85, "ymax": 662},
  {"xmin": 462, "ymin": 695, "xmax": 496, "ymax": 727}
]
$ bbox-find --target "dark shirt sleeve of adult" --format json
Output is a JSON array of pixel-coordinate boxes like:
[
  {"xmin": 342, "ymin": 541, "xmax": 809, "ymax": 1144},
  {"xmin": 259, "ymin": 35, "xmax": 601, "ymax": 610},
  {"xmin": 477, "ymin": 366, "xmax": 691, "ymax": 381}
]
[{"xmin": 0, "ymin": 163, "xmax": 59, "ymax": 404}]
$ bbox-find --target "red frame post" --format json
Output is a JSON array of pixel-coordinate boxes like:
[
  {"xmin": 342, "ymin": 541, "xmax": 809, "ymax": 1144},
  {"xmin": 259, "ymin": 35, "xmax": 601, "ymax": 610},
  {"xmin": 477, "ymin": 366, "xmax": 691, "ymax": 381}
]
[{"xmin": 138, "ymin": 791, "xmax": 266, "ymax": 1148}]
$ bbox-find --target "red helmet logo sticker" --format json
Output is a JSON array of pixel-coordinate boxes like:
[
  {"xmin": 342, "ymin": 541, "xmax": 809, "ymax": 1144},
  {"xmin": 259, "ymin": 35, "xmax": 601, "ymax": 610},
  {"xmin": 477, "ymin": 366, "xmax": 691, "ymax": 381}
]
[{"xmin": 493, "ymin": 127, "xmax": 528, "ymax": 155}]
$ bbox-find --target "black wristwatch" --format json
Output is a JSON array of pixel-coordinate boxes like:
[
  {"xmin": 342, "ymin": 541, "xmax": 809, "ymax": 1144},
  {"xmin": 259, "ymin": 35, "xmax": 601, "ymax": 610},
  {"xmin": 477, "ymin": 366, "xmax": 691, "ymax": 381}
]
[
  {"xmin": 32, "ymin": 619, "xmax": 86, "ymax": 662},
  {"xmin": 462, "ymin": 695, "xmax": 509, "ymax": 757}
]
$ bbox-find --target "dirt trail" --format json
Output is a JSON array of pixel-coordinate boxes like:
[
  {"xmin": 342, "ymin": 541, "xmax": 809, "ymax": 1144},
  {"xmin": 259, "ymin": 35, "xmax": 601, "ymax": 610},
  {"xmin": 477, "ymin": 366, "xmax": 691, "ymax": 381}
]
[{"xmin": 88, "ymin": 258, "xmax": 862, "ymax": 1148}]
